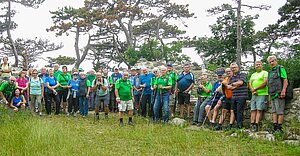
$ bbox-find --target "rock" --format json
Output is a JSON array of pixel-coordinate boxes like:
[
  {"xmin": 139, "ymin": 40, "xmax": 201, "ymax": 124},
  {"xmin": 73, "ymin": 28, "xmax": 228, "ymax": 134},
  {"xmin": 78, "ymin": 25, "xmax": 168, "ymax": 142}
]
[
  {"xmin": 230, "ymin": 133, "xmax": 238, "ymax": 137},
  {"xmin": 248, "ymin": 131, "xmax": 275, "ymax": 142},
  {"xmin": 287, "ymin": 134, "xmax": 300, "ymax": 140},
  {"xmin": 171, "ymin": 118, "xmax": 186, "ymax": 127},
  {"xmin": 283, "ymin": 140, "xmax": 300, "ymax": 146}
]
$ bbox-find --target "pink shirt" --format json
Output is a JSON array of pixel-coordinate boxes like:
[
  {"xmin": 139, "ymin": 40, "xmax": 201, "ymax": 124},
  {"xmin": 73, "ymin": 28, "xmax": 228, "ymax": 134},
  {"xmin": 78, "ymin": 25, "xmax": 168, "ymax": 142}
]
[{"xmin": 16, "ymin": 77, "xmax": 28, "ymax": 89}]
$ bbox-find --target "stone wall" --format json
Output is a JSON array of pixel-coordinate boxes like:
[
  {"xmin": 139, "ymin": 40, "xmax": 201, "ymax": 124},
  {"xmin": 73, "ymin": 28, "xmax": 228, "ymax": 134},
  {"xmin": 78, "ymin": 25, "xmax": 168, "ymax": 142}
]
[{"xmin": 134, "ymin": 59, "xmax": 300, "ymax": 126}]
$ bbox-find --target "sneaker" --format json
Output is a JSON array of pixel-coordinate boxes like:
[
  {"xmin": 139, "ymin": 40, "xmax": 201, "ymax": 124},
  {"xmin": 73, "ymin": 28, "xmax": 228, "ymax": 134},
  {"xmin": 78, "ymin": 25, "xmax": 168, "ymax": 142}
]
[
  {"xmin": 66, "ymin": 113, "xmax": 70, "ymax": 117},
  {"xmin": 105, "ymin": 115, "xmax": 108, "ymax": 119},
  {"xmin": 39, "ymin": 112, "xmax": 42, "ymax": 116},
  {"xmin": 225, "ymin": 125, "xmax": 232, "ymax": 131},
  {"xmin": 95, "ymin": 114, "xmax": 99, "ymax": 120},
  {"xmin": 197, "ymin": 122, "xmax": 202, "ymax": 127},
  {"xmin": 171, "ymin": 113, "xmax": 174, "ymax": 118},
  {"xmin": 48, "ymin": 114, "xmax": 52, "ymax": 118},
  {"xmin": 128, "ymin": 121, "xmax": 135, "ymax": 126},
  {"xmin": 73, "ymin": 112, "xmax": 77, "ymax": 117},
  {"xmin": 119, "ymin": 122, "xmax": 124, "ymax": 127}
]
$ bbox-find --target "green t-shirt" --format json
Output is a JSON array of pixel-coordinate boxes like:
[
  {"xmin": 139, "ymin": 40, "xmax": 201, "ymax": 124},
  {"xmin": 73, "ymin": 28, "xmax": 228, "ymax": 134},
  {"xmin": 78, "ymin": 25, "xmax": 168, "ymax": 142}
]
[
  {"xmin": 167, "ymin": 71, "xmax": 178, "ymax": 87},
  {"xmin": 53, "ymin": 70, "xmax": 62, "ymax": 79},
  {"xmin": 154, "ymin": 75, "xmax": 172, "ymax": 93},
  {"xmin": 269, "ymin": 65, "xmax": 288, "ymax": 100},
  {"xmin": 57, "ymin": 73, "xmax": 71, "ymax": 90},
  {"xmin": 198, "ymin": 82, "xmax": 212, "ymax": 98},
  {"xmin": 0, "ymin": 81, "xmax": 15, "ymax": 97},
  {"xmin": 115, "ymin": 79, "xmax": 132, "ymax": 101},
  {"xmin": 250, "ymin": 70, "xmax": 268, "ymax": 96},
  {"xmin": 87, "ymin": 74, "xmax": 96, "ymax": 84},
  {"xmin": 150, "ymin": 76, "xmax": 158, "ymax": 87}
]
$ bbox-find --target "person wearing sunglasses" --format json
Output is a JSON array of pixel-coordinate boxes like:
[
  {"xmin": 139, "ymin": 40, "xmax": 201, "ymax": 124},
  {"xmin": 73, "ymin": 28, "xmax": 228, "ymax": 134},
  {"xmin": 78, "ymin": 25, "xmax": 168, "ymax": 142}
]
[{"xmin": 0, "ymin": 76, "xmax": 16, "ymax": 105}]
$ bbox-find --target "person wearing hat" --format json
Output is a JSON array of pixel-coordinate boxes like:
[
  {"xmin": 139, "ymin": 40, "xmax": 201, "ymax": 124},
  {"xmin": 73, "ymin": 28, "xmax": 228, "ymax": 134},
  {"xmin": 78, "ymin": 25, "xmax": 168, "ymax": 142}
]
[
  {"xmin": 166, "ymin": 63, "xmax": 178, "ymax": 117},
  {"xmin": 110, "ymin": 67, "xmax": 122, "ymax": 112},
  {"xmin": 67, "ymin": 72, "xmax": 80, "ymax": 117},
  {"xmin": 132, "ymin": 67, "xmax": 142, "ymax": 115},
  {"xmin": 92, "ymin": 72, "xmax": 109, "ymax": 119}
]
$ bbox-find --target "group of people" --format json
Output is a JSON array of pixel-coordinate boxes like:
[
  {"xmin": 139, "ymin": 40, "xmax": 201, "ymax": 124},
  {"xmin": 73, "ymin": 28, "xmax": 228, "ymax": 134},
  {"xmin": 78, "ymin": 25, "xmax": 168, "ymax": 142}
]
[{"xmin": 0, "ymin": 55, "xmax": 289, "ymax": 131}]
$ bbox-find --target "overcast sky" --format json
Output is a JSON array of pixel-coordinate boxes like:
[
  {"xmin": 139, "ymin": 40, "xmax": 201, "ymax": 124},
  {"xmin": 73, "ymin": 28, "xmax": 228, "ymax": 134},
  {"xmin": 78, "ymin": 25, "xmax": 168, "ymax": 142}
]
[{"xmin": 10, "ymin": 0, "xmax": 286, "ymax": 70}]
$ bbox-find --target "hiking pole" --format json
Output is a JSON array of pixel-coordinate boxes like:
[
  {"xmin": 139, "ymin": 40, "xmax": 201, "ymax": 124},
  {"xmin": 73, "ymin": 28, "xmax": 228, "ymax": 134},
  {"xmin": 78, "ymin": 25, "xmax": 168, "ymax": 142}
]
[
  {"xmin": 201, "ymin": 93, "xmax": 218, "ymax": 128},
  {"xmin": 139, "ymin": 87, "xmax": 145, "ymax": 115}
]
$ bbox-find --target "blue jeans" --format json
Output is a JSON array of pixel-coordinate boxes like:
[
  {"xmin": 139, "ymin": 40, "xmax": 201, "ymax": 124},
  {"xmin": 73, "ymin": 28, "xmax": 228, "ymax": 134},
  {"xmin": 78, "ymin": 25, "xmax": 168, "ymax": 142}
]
[
  {"xmin": 79, "ymin": 96, "xmax": 88, "ymax": 116},
  {"xmin": 232, "ymin": 98, "xmax": 246, "ymax": 129},
  {"xmin": 154, "ymin": 92, "xmax": 170, "ymax": 122}
]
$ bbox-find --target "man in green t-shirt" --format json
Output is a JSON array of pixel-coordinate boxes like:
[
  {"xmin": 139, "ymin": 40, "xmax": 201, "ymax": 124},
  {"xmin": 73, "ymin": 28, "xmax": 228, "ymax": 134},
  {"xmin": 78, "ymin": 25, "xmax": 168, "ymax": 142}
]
[
  {"xmin": 267, "ymin": 55, "xmax": 288, "ymax": 133},
  {"xmin": 192, "ymin": 75, "xmax": 212, "ymax": 125},
  {"xmin": 166, "ymin": 63, "xmax": 178, "ymax": 117},
  {"xmin": 53, "ymin": 64, "xmax": 62, "ymax": 79},
  {"xmin": 153, "ymin": 67, "xmax": 172, "ymax": 123},
  {"xmin": 57, "ymin": 65, "xmax": 71, "ymax": 113},
  {"xmin": 0, "ymin": 76, "xmax": 16, "ymax": 104},
  {"xmin": 115, "ymin": 71, "xmax": 134, "ymax": 126},
  {"xmin": 249, "ymin": 60, "xmax": 268, "ymax": 132},
  {"xmin": 87, "ymin": 69, "xmax": 96, "ymax": 110}
]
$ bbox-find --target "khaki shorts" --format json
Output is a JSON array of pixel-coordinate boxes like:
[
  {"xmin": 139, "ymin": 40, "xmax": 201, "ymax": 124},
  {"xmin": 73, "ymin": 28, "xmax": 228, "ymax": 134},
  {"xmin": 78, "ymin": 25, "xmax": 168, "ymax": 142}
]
[
  {"xmin": 271, "ymin": 98, "xmax": 285, "ymax": 115},
  {"xmin": 118, "ymin": 100, "xmax": 134, "ymax": 112}
]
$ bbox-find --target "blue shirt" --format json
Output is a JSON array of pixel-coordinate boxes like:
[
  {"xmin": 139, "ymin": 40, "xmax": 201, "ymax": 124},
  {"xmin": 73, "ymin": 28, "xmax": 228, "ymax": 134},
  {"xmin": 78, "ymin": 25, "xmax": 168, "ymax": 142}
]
[
  {"xmin": 68, "ymin": 79, "xmax": 79, "ymax": 96},
  {"xmin": 38, "ymin": 73, "xmax": 49, "ymax": 88},
  {"xmin": 212, "ymin": 80, "xmax": 222, "ymax": 94},
  {"xmin": 45, "ymin": 77, "xmax": 57, "ymax": 93},
  {"xmin": 177, "ymin": 72, "xmax": 195, "ymax": 92},
  {"xmin": 140, "ymin": 73, "xmax": 154, "ymax": 95},
  {"xmin": 132, "ymin": 74, "xmax": 141, "ymax": 95},
  {"xmin": 111, "ymin": 73, "xmax": 122, "ymax": 84}
]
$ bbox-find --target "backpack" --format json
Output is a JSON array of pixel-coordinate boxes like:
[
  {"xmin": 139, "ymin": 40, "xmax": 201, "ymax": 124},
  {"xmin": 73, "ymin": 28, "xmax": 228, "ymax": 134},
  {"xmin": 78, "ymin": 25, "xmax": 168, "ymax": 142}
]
[
  {"xmin": 278, "ymin": 66, "xmax": 293, "ymax": 101},
  {"xmin": 78, "ymin": 78, "xmax": 88, "ymax": 96}
]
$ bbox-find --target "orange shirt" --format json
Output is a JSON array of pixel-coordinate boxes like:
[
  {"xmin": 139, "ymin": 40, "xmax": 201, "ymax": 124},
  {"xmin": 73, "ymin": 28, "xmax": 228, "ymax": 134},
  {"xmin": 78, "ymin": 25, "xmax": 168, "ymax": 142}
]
[{"xmin": 223, "ymin": 77, "xmax": 232, "ymax": 98}]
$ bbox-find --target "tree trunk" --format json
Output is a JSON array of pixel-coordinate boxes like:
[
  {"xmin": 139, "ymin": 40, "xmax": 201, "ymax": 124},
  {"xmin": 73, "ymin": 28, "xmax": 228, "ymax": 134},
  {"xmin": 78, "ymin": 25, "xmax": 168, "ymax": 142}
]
[
  {"xmin": 236, "ymin": 0, "xmax": 242, "ymax": 67},
  {"xmin": 74, "ymin": 27, "xmax": 91, "ymax": 69},
  {"xmin": 6, "ymin": 0, "xmax": 18, "ymax": 67}
]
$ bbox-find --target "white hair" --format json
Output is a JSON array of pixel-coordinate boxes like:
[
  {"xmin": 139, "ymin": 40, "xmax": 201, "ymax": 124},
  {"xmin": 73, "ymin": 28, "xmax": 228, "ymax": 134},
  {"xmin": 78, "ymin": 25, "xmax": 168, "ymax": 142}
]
[
  {"xmin": 267, "ymin": 55, "xmax": 277, "ymax": 62},
  {"xmin": 79, "ymin": 72, "xmax": 86, "ymax": 75}
]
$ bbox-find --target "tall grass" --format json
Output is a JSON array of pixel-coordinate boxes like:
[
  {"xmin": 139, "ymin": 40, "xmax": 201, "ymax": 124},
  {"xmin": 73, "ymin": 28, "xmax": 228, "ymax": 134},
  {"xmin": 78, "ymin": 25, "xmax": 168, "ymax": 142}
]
[{"xmin": 0, "ymin": 107, "xmax": 299, "ymax": 155}]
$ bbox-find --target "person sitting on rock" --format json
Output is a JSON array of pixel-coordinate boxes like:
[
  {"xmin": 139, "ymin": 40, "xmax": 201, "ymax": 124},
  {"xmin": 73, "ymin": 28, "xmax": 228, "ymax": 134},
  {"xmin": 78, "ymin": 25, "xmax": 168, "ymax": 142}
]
[
  {"xmin": 192, "ymin": 75, "xmax": 212, "ymax": 126},
  {"xmin": 0, "ymin": 76, "xmax": 16, "ymax": 105}
]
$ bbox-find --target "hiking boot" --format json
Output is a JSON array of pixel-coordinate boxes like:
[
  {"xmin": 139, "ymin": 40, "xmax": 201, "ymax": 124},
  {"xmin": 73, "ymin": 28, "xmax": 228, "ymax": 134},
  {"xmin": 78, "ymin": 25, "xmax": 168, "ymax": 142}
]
[
  {"xmin": 192, "ymin": 121, "xmax": 197, "ymax": 125},
  {"xmin": 119, "ymin": 122, "xmax": 124, "ymax": 127},
  {"xmin": 128, "ymin": 121, "xmax": 135, "ymax": 126},
  {"xmin": 105, "ymin": 114, "xmax": 108, "ymax": 119},
  {"xmin": 225, "ymin": 125, "xmax": 233, "ymax": 131},
  {"xmin": 253, "ymin": 124, "xmax": 258, "ymax": 132},
  {"xmin": 197, "ymin": 122, "xmax": 202, "ymax": 127},
  {"xmin": 95, "ymin": 114, "xmax": 99, "ymax": 120},
  {"xmin": 214, "ymin": 124, "xmax": 222, "ymax": 131},
  {"xmin": 66, "ymin": 113, "xmax": 70, "ymax": 117}
]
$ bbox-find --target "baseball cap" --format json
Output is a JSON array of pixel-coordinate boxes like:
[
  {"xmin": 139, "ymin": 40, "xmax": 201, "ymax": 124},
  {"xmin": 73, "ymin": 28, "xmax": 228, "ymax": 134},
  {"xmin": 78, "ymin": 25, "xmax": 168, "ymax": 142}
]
[
  {"xmin": 216, "ymin": 69, "xmax": 225, "ymax": 76},
  {"xmin": 167, "ymin": 63, "xmax": 173, "ymax": 67},
  {"xmin": 78, "ymin": 68, "xmax": 83, "ymax": 71}
]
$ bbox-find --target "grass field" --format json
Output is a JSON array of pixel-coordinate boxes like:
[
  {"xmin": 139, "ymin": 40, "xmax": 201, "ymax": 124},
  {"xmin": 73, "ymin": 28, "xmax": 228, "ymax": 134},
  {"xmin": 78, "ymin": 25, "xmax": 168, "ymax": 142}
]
[{"xmin": 1, "ymin": 108, "xmax": 300, "ymax": 156}]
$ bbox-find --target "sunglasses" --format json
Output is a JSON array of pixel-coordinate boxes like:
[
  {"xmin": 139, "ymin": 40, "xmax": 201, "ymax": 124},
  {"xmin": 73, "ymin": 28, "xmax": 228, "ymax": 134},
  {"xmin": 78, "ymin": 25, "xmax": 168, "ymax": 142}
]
[{"xmin": 32, "ymin": 73, "xmax": 38, "ymax": 74}]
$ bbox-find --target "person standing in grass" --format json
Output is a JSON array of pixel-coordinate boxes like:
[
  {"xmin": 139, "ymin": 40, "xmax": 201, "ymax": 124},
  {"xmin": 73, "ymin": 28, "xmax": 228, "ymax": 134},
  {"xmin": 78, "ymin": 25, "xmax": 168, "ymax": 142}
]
[
  {"xmin": 115, "ymin": 71, "xmax": 135, "ymax": 126},
  {"xmin": 175, "ymin": 64, "xmax": 195, "ymax": 119},
  {"xmin": 267, "ymin": 55, "xmax": 288, "ymax": 133},
  {"xmin": 166, "ymin": 63, "xmax": 178, "ymax": 118},
  {"xmin": 28, "ymin": 69, "xmax": 44, "ymax": 116},
  {"xmin": 92, "ymin": 72, "xmax": 109, "ymax": 120},
  {"xmin": 249, "ymin": 61, "xmax": 268, "ymax": 132},
  {"xmin": 10, "ymin": 88, "xmax": 26, "ymax": 112},
  {"xmin": 78, "ymin": 72, "xmax": 91, "ymax": 117},
  {"xmin": 153, "ymin": 67, "xmax": 172, "ymax": 123},
  {"xmin": 45, "ymin": 69, "xmax": 60, "ymax": 116},
  {"xmin": 110, "ymin": 67, "xmax": 122, "ymax": 112},
  {"xmin": 139, "ymin": 67, "xmax": 155, "ymax": 118},
  {"xmin": 87, "ymin": 69, "xmax": 96, "ymax": 111},
  {"xmin": 67, "ymin": 72, "xmax": 80, "ymax": 117},
  {"xmin": 57, "ymin": 66, "xmax": 71, "ymax": 113}
]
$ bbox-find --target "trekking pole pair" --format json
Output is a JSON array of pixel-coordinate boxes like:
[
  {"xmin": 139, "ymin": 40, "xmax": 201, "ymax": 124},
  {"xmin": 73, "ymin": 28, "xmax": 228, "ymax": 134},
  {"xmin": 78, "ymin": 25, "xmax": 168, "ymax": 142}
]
[{"xmin": 201, "ymin": 92, "xmax": 218, "ymax": 128}]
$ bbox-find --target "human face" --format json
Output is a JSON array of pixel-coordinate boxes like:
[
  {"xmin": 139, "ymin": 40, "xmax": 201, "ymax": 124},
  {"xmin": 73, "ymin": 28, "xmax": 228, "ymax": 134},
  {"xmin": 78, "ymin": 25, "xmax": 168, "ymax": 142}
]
[
  {"xmin": 21, "ymin": 72, "xmax": 26, "ymax": 78},
  {"xmin": 15, "ymin": 89, "xmax": 20, "ymax": 96},
  {"xmin": 268, "ymin": 58, "xmax": 277, "ymax": 68},
  {"xmin": 255, "ymin": 62, "xmax": 262, "ymax": 72},
  {"xmin": 41, "ymin": 68, "xmax": 46, "ymax": 74},
  {"xmin": 167, "ymin": 66, "xmax": 172, "ymax": 72},
  {"xmin": 184, "ymin": 65, "xmax": 190, "ymax": 73},
  {"xmin": 90, "ymin": 70, "xmax": 95, "ymax": 75},
  {"xmin": 32, "ymin": 71, "xmax": 38, "ymax": 78},
  {"xmin": 48, "ymin": 70, "xmax": 53, "ymax": 76},
  {"xmin": 142, "ymin": 68, "xmax": 148, "ymax": 75},
  {"xmin": 80, "ymin": 74, "xmax": 86, "ymax": 79},
  {"xmin": 161, "ymin": 68, "xmax": 167, "ymax": 76},
  {"xmin": 62, "ymin": 67, "xmax": 67, "ymax": 73},
  {"xmin": 225, "ymin": 69, "xmax": 232, "ymax": 77},
  {"xmin": 3, "ymin": 57, "xmax": 8, "ymax": 63},
  {"xmin": 131, "ymin": 70, "xmax": 136, "ymax": 76},
  {"xmin": 10, "ymin": 78, "xmax": 16, "ymax": 84},
  {"xmin": 201, "ymin": 77, "xmax": 207, "ymax": 84},
  {"xmin": 230, "ymin": 65, "xmax": 239, "ymax": 74},
  {"xmin": 123, "ymin": 72, "xmax": 129, "ymax": 80},
  {"xmin": 153, "ymin": 70, "xmax": 159, "ymax": 77},
  {"xmin": 96, "ymin": 73, "xmax": 101, "ymax": 80},
  {"xmin": 114, "ymin": 69, "xmax": 119, "ymax": 74},
  {"xmin": 103, "ymin": 69, "xmax": 108, "ymax": 76},
  {"xmin": 54, "ymin": 65, "xmax": 59, "ymax": 71}
]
